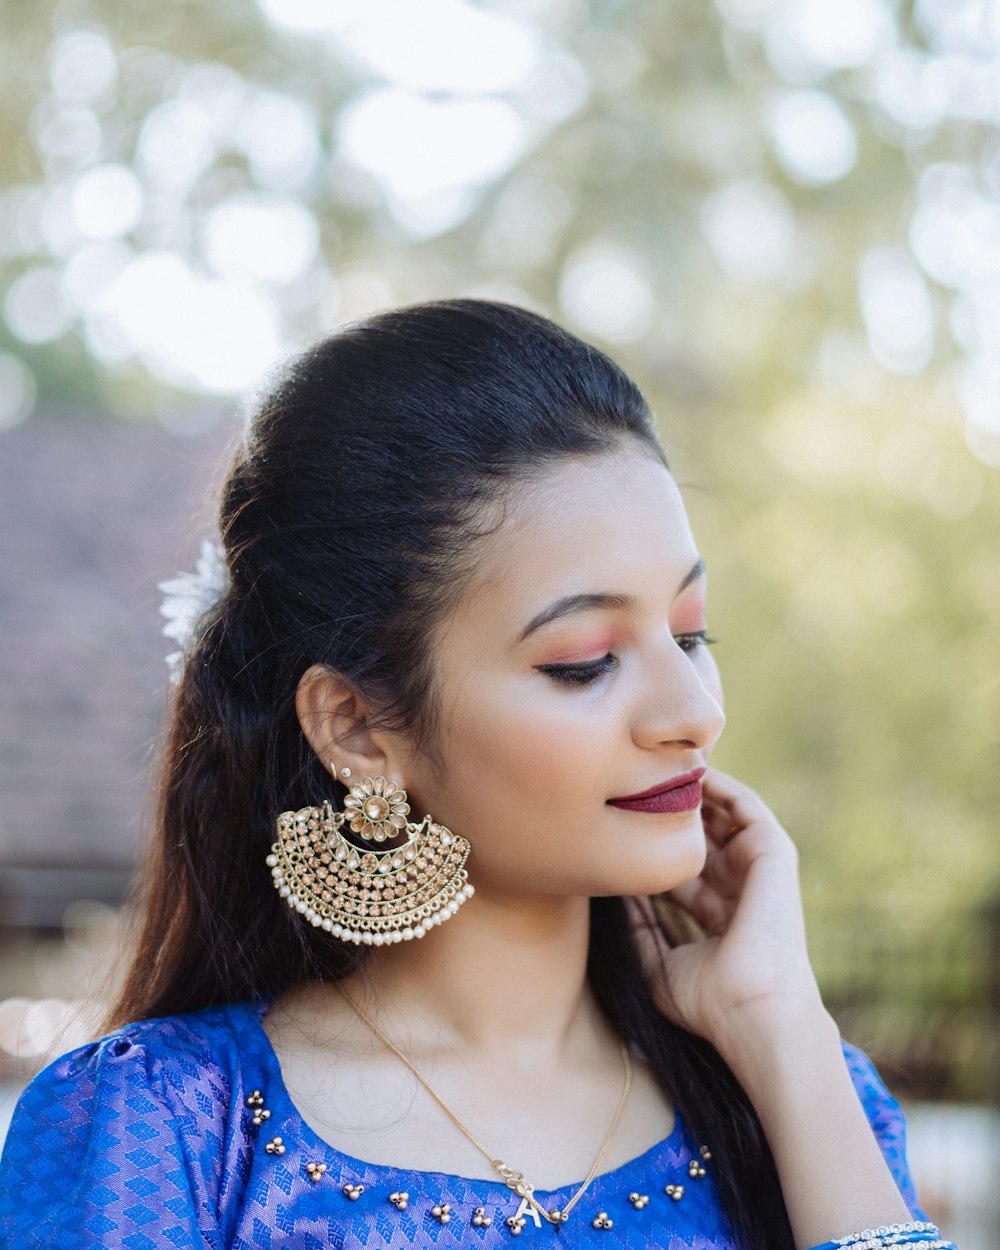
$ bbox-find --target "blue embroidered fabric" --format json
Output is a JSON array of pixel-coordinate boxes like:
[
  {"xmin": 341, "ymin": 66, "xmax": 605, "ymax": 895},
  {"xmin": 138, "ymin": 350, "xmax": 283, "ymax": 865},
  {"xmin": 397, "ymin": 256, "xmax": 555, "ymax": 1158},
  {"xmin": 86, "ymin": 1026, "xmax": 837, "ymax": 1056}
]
[{"xmin": 0, "ymin": 997, "xmax": 930, "ymax": 1249}]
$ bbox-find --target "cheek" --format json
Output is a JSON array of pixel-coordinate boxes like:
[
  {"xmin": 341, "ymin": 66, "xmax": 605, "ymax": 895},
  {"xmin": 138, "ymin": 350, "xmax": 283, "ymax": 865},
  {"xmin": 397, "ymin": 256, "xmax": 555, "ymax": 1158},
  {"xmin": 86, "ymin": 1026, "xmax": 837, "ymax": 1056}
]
[
  {"xmin": 472, "ymin": 681, "xmax": 608, "ymax": 785},
  {"xmin": 421, "ymin": 669, "xmax": 714, "ymax": 900},
  {"xmin": 436, "ymin": 673, "xmax": 614, "ymax": 836}
]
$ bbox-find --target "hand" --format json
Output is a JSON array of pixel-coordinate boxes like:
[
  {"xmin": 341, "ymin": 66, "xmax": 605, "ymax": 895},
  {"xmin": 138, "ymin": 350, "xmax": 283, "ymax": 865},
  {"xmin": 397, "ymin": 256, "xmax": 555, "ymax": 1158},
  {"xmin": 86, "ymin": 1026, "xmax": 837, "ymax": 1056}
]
[{"xmin": 628, "ymin": 767, "xmax": 828, "ymax": 1055}]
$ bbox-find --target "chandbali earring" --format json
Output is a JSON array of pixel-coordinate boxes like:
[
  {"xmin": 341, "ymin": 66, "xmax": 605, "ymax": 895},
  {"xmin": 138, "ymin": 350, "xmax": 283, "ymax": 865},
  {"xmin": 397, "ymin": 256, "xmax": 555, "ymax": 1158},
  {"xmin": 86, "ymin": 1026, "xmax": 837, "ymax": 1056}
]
[{"xmin": 267, "ymin": 763, "xmax": 474, "ymax": 946}]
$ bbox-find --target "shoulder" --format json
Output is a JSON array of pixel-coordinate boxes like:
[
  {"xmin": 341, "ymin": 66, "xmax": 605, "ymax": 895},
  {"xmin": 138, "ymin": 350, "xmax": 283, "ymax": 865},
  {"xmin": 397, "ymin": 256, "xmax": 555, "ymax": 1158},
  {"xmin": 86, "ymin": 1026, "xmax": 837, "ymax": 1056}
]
[
  {"xmin": 14, "ymin": 997, "xmax": 262, "ymax": 1120},
  {"xmin": 0, "ymin": 999, "xmax": 269, "ymax": 1249}
]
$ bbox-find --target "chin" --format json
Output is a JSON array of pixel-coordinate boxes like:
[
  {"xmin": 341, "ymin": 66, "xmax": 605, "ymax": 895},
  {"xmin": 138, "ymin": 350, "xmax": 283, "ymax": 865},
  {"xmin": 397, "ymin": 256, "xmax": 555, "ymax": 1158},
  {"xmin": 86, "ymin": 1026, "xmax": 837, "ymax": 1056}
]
[
  {"xmin": 598, "ymin": 817, "xmax": 708, "ymax": 897},
  {"xmin": 637, "ymin": 825, "xmax": 705, "ymax": 895}
]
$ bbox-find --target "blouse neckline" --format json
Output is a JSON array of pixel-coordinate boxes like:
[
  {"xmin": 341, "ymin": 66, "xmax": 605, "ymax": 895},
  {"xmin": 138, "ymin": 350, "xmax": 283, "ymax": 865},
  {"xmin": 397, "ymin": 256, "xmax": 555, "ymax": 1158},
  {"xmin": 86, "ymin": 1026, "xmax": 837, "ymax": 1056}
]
[{"xmin": 240, "ymin": 993, "xmax": 690, "ymax": 1201}]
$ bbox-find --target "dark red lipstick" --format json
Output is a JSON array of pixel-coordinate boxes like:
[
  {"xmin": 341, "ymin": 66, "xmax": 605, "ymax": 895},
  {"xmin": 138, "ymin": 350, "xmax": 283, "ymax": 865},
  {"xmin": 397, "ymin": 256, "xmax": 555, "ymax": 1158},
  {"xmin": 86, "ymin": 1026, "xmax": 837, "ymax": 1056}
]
[{"xmin": 607, "ymin": 768, "xmax": 706, "ymax": 813}]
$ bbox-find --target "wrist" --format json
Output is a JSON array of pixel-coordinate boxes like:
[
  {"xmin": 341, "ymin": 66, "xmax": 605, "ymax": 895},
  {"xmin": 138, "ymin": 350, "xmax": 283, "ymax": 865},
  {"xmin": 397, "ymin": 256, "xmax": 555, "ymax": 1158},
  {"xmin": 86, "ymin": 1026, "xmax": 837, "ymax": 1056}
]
[
  {"xmin": 709, "ymin": 994, "xmax": 841, "ymax": 1081},
  {"xmin": 711, "ymin": 1006, "xmax": 916, "ymax": 1246}
]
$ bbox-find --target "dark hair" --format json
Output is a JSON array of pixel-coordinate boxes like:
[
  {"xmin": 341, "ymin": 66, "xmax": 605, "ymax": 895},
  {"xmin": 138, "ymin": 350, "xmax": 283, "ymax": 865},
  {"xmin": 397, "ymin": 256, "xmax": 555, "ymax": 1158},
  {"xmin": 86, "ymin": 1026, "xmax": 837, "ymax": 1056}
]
[{"xmin": 109, "ymin": 299, "xmax": 794, "ymax": 1250}]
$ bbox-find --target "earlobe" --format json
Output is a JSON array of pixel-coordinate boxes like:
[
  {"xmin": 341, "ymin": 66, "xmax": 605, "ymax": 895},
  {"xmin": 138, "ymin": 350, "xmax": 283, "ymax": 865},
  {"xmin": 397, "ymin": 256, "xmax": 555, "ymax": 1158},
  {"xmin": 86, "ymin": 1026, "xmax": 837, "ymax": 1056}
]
[{"xmin": 294, "ymin": 663, "xmax": 386, "ymax": 778}]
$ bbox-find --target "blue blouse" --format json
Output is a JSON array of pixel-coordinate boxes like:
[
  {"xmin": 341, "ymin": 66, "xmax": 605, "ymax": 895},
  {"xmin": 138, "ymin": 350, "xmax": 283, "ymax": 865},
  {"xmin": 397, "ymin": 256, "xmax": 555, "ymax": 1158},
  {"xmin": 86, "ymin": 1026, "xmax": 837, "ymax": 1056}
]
[{"xmin": 0, "ymin": 997, "xmax": 929, "ymax": 1249}]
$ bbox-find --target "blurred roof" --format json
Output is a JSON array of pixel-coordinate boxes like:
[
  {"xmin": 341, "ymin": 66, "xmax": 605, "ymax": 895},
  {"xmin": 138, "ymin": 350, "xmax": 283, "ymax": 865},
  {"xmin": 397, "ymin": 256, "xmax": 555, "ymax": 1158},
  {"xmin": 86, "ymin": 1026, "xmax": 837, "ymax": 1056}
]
[{"xmin": 0, "ymin": 411, "xmax": 231, "ymax": 924}]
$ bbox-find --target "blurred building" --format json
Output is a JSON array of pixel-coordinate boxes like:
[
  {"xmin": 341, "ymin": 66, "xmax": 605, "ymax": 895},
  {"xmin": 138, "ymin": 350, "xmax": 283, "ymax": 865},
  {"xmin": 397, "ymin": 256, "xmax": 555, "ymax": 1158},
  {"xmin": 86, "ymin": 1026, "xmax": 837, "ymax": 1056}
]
[{"xmin": 0, "ymin": 409, "xmax": 230, "ymax": 1026}]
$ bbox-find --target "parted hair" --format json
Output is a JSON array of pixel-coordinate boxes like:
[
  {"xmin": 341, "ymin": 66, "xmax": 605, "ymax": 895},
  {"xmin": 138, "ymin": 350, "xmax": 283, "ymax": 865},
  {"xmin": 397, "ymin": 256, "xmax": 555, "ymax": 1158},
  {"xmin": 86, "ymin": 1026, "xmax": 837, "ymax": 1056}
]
[{"xmin": 108, "ymin": 298, "xmax": 795, "ymax": 1250}]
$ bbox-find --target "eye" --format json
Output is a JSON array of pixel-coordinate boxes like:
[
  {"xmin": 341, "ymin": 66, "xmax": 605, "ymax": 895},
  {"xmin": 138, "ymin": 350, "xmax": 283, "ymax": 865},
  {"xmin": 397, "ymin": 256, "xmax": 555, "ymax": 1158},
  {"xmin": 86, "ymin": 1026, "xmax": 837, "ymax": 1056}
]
[
  {"xmin": 535, "ymin": 654, "xmax": 619, "ymax": 686},
  {"xmin": 675, "ymin": 630, "xmax": 718, "ymax": 654}
]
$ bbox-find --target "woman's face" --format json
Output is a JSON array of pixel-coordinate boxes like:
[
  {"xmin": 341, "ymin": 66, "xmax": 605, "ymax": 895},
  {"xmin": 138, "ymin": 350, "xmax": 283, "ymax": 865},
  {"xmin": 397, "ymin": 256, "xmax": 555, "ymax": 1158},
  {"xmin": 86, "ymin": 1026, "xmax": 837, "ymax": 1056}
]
[{"xmin": 397, "ymin": 443, "xmax": 726, "ymax": 900}]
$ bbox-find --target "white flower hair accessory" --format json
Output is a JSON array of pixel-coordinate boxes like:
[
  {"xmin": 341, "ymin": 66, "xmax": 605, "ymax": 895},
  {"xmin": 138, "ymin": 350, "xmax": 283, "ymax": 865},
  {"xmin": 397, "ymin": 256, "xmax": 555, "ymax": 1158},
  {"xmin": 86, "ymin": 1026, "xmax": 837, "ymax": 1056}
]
[{"xmin": 158, "ymin": 539, "xmax": 231, "ymax": 684}]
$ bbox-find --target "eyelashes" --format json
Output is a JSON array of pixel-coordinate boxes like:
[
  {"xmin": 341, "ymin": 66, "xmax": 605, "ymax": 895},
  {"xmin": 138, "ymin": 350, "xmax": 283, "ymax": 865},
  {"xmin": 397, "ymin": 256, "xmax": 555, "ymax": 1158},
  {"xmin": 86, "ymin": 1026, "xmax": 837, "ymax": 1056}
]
[
  {"xmin": 537, "ymin": 653, "xmax": 618, "ymax": 686},
  {"xmin": 676, "ymin": 630, "xmax": 719, "ymax": 654},
  {"xmin": 536, "ymin": 632, "xmax": 718, "ymax": 687}
]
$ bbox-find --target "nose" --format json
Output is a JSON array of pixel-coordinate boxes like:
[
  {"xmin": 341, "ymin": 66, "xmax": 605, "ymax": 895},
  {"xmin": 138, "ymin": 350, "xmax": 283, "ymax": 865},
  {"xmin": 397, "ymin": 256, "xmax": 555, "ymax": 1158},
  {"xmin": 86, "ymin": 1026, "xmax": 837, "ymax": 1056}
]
[{"xmin": 631, "ymin": 639, "xmax": 725, "ymax": 752}]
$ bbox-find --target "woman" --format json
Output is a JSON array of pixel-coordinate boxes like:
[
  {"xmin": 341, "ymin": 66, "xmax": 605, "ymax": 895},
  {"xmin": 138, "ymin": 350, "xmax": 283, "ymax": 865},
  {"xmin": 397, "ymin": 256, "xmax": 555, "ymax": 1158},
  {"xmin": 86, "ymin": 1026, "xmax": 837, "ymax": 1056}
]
[{"xmin": 0, "ymin": 300, "xmax": 950, "ymax": 1249}]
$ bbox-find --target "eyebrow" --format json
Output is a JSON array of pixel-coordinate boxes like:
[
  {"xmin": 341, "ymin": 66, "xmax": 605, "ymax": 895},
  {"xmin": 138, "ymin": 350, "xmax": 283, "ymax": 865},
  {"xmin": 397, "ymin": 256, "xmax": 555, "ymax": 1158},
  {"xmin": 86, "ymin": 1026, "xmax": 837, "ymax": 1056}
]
[{"xmin": 515, "ymin": 557, "xmax": 706, "ymax": 645}]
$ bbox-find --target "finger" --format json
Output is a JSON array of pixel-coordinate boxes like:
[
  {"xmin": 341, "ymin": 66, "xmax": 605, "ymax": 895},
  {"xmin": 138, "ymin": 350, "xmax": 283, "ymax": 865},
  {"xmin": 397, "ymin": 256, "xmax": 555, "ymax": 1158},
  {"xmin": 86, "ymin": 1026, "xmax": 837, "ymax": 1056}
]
[
  {"xmin": 702, "ymin": 768, "xmax": 780, "ymax": 829},
  {"xmin": 666, "ymin": 884, "xmax": 733, "ymax": 936},
  {"xmin": 667, "ymin": 877, "xmax": 736, "ymax": 933},
  {"xmin": 702, "ymin": 772, "xmax": 799, "ymax": 871},
  {"xmin": 700, "ymin": 784, "xmax": 754, "ymax": 834},
  {"xmin": 699, "ymin": 811, "xmax": 753, "ymax": 892},
  {"xmin": 698, "ymin": 846, "xmax": 744, "ymax": 898},
  {"xmin": 624, "ymin": 894, "xmax": 660, "ymax": 937},
  {"xmin": 701, "ymin": 800, "xmax": 742, "ymax": 847}
]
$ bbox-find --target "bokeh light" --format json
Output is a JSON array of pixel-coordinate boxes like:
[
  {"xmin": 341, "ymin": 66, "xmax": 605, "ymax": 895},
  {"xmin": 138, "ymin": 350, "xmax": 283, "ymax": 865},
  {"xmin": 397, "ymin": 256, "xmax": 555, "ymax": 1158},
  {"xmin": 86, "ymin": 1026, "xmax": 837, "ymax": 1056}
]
[
  {"xmin": 338, "ymin": 89, "xmax": 527, "ymax": 203},
  {"xmin": 559, "ymin": 241, "xmax": 655, "ymax": 343},
  {"xmin": 0, "ymin": 353, "xmax": 37, "ymax": 429},
  {"xmin": 700, "ymin": 178, "xmax": 803, "ymax": 285},
  {"xmin": 767, "ymin": 89, "xmax": 858, "ymax": 184},
  {"xmin": 4, "ymin": 266, "xmax": 74, "ymax": 344},
  {"xmin": 859, "ymin": 245, "xmax": 935, "ymax": 374},
  {"xmin": 70, "ymin": 165, "xmax": 144, "ymax": 240}
]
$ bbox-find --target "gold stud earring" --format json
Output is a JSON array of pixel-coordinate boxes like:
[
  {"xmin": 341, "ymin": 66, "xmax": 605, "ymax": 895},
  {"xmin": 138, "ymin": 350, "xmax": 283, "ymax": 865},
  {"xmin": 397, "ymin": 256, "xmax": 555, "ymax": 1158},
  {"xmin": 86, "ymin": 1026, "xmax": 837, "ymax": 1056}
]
[{"xmin": 267, "ymin": 764, "xmax": 474, "ymax": 946}]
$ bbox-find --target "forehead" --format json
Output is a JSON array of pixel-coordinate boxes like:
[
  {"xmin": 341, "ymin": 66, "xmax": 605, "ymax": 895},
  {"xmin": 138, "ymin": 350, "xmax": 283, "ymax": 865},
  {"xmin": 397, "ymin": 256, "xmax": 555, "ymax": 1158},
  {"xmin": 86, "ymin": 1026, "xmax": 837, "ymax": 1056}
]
[{"xmin": 452, "ymin": 448, "xmax": 698, "ymax": 628}]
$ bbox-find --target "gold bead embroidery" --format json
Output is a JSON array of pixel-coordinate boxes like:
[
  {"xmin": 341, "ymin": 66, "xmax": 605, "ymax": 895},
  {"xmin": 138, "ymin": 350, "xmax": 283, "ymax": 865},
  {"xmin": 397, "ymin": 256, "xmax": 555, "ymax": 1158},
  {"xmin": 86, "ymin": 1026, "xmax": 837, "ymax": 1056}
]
[
  {"xmin": 628, "ymin": 1192, "xmax": 650, "ymax": 1209},
  {"xmin": 264, "ymin": 1136, "xmax": 285, "ymax": 1155},
  {"xmin": 665, "ymin": 1183, "xmax": 684, "ymax": 1200},
  {"xmin": 506, "ymin": 1215, "xmax": 527, "ymax": 1235},
  {"xmin": 592, "ymin": 1211, "xmax": 614, "ymax": 1230},
  {"xmin": 245, "ymin": 1089, "xmax": 272, "ymax": 1127},
  {"xmin": 472, "ymin": 1206, "xmax": 493, "ymax": 1227},
  {"xmin": 305, "ymin": 1162, "xmax": 327, "ymax": 1182},
  {"xmin": 389, "ymin": 1191, "xmax": 409, "ymax": 1210},
  {"xmin": 688, "ymin": 1159, "xmax": 707, "ymax": 1178},
  {"xmin": 342, "ymin": 1182, "xmax": 365, "ymax": 1200},
  {"xmin": 430, "ymin": 1203, "xmax": 452, "ymax": 1224}
]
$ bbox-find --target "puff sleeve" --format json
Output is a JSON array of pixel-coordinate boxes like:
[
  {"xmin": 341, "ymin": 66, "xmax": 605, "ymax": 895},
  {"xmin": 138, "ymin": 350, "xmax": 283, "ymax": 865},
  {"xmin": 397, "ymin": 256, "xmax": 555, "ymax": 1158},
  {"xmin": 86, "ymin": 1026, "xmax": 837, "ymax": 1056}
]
[{"xmin": 0, "ymin": 1032, "xmax": 223, "ymax": 1249}]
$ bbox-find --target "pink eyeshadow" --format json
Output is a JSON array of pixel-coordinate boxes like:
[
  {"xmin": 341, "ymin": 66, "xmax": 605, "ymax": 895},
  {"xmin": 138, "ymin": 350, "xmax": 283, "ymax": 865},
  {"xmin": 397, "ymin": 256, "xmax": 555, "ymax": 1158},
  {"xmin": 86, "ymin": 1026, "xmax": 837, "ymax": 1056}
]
[
  {"xmin": 544, "ymin": 634, "xmax": 614, "ymax": 663},
  {"xmin": 671, "ymin": 597, "xmax": 707, "ymax": 635}
]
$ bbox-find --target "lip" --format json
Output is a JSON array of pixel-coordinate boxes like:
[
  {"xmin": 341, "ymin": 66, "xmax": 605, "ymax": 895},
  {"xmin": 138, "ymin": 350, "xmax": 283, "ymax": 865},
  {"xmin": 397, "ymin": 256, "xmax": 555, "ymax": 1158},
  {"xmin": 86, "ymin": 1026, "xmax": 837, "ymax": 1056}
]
[
  {"xmin": 610, "ymin": 765, "xmax": 705, "ymax": 805},
  {"xmin": 607, "ymin": 768, "xmax": 706, "ymax": 814}
]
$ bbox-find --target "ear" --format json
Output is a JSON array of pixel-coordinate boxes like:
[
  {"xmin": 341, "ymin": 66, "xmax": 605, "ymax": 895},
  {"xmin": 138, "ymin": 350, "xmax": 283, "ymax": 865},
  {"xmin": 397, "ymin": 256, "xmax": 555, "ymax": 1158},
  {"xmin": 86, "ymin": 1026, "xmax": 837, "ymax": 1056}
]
[{"xmin": 295, "ymin": 664, "xmax": 403, "ymax": 781}]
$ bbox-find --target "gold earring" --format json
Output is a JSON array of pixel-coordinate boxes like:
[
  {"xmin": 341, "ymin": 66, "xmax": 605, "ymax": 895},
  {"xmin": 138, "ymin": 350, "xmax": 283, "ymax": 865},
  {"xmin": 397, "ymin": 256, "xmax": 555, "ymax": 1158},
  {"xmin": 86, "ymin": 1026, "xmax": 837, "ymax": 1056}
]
[{"xmin": 267, "ymin": 768, "xmax": 474, "ymax": 945}]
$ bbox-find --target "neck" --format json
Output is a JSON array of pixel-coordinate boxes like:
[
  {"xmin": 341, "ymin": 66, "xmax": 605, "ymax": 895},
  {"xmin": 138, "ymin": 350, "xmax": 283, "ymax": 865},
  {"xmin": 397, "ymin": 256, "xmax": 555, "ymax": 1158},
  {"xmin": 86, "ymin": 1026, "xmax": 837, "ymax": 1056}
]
[{"xmin": 347, "ymin": 888, "xmax": 601, "ymax": 1064}]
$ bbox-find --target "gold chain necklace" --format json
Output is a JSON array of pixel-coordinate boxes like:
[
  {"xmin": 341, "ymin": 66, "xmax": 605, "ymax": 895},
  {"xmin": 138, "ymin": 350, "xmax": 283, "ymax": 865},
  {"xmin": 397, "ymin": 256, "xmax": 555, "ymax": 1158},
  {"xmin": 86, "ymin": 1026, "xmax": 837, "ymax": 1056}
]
[{"xmin": 339, "ymin": 989, "xmax": 633, "ymax": 1228}]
